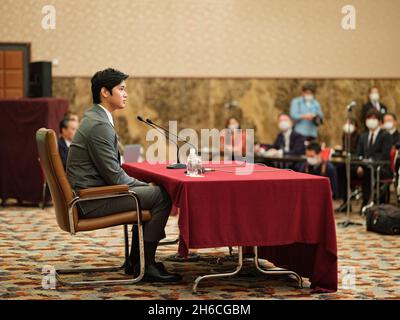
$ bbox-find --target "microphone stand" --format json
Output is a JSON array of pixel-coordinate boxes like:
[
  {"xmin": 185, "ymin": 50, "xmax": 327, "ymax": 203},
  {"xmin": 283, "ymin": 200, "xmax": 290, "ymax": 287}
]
[
  {"xmin": 338, "ymin": 106, "xmax": 362, "ymax": 227},
  {"xmin": 146, "ymin": 118, "xmax": 198, "ymax": 169},
  {"xmin": 137, "ymin": 116, "xmax": 188, "ymax": 169}
]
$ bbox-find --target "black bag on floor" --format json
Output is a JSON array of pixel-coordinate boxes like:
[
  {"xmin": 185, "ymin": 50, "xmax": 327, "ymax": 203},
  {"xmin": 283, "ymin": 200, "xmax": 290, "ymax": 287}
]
[{"xmin": 366, "ymin": 204, "xmax": 400, "ymax": 235}]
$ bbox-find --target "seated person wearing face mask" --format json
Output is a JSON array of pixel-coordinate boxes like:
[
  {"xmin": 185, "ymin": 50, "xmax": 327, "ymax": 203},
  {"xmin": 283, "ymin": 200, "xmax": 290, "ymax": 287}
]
[
  {"xmin": 383, "ymin": 113, "xmax": 400, "ymax": 195},
  {"xmin": 383, "ymin": 113, "xmax": 400, "ymax": 148},
  {"xmin": 290, "ymin": 82, "xmax": 324, "ymax": 141},
  {"xmin": 356, "ymin": 109, "xmax": 393, "ymax": 207},
  {"xmin": 362, "ymin": 87, "xmax": 387, "ymax": 129},
  {"xmin": 297, "ymin": 142, "xmax": 338, "ymax": 198},
  {"xmin": 267, "ymin": 113, "xmax": 306, "ymax": 157}
]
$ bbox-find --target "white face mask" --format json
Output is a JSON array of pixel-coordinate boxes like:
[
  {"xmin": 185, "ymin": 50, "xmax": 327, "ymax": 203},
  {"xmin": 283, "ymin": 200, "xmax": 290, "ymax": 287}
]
[
  {"xmin": 366, "ymin": 118, "xmax": 379, "ymax": 130},
  {"xmin": 383, "ymin": 121, "xmax": 394, "ymax": 131},
  {"xmin": 370, "ymin": 92, "xmax": 380, "ymax": 102},
  {"xmin": 278, "ymin": 120, "xmax": 292, "ymax": 131},
  {"xmin": 228, "ymin": 124, "xmax": 239, "ymax": 130},
  {"xmin": 304, "ymin": 94, "xmax": 314, "ymax": 102},
  {"xmin": 343, "ymin": 123, "xmax": 355, "ymax": 134},
  {"xmin": 306, "ymin": 156, "xmax": 320, "ymax": 166}
]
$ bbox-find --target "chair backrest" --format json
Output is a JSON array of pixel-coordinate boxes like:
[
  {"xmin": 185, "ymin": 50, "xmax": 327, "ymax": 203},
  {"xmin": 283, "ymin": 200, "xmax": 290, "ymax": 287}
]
[
  {"xmin": 36, "ymin": 128, "xmax": 76, "ymax": 232},
  {"xmin": 321, "ymin": 147, "xmax": 333, "ymax": 162}
]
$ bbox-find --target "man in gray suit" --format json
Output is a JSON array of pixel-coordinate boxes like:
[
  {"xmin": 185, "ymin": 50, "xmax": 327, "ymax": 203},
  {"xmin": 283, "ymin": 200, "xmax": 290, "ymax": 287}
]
[{"xmin": 67, "ymin": 68, "xmax": 181, "ymax": 282}]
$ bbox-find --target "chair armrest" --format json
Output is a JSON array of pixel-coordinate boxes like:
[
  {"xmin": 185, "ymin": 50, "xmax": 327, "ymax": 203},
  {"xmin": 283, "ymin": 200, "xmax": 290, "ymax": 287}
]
[{"xmin": 78, "ymin": 185, "xmax": 129, "ymax": 199}]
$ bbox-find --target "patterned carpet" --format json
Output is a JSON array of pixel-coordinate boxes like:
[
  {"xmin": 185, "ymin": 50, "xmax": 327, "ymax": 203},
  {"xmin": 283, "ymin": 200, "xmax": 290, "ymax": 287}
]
[{"xmin": 0, "ymin": 201, "xmax": 399, "ymax": 300}]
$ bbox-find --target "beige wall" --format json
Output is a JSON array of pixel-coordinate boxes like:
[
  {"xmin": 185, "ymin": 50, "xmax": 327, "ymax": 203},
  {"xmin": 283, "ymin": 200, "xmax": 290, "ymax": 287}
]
[{"xmin": 1, "ymin": 0, "xmax": 400, "ymax": 78}]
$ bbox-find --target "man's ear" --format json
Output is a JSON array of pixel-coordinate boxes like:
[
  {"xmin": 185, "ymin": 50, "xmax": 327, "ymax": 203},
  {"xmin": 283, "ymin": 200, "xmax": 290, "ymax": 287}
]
[{"xmin": 100, "ymin": 87, "xmax": 110, "ymax": 99}]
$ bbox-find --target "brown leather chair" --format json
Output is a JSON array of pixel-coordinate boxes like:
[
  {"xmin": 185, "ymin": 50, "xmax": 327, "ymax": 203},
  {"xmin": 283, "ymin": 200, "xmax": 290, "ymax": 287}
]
[{"xmin": 36, "ymin": 128, "xmax": 151, "ymax": 286}]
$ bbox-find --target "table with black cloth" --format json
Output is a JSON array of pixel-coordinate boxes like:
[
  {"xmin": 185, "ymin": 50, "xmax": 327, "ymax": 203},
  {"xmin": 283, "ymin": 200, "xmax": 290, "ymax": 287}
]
[
  {"xmin": 0, "ymin": 98, "xmax": 69, "ymax": 205},
  {"xmin": 123, "ymin": 162, "xmax": 338, "ymax": 292}
]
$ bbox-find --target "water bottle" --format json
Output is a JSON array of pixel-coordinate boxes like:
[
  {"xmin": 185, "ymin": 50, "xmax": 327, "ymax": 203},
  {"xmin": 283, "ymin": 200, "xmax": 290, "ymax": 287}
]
[
  {"xmin": 186, "ymin": 148, "xmax": 202, "ymax": 176},
  {"xmin": 194, "ymin": 151, "xmax": 203, "ymax": 175}
]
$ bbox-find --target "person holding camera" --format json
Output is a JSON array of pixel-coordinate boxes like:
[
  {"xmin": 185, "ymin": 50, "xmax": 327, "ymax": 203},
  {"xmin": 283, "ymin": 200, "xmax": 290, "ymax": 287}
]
[{"xmin": 290, "ymin": 82, "xmax": 324, "ymax": 142}]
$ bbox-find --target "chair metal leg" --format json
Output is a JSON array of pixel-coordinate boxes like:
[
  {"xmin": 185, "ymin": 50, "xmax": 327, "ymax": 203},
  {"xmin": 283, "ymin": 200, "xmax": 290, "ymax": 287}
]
[
  {"xmin": 193, "ymin": 246, "xmax": 243, "ymax": 293},
  {"xmin": 55, "ymin": 223, "xmax": 145, "ymax": 286},
  {"xmin": 361, "ymin": 201, "xmax": 374, "ymax": 216}
]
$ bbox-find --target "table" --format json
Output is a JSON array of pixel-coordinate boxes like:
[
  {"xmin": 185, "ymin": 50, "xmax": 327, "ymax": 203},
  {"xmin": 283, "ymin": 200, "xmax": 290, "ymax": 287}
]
[
  {"xmin": 123, "ymin": 162, "xmax": 338, "ymax": 293},
  {"xmin": 0, "ymin": 98, "xmax": 69, "ymax": 205}
]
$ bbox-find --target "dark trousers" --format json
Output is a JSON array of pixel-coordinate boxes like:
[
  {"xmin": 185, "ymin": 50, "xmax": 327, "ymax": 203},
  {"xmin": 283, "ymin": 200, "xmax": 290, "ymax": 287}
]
[
  {"xmin": 336, "ymin": 163, "xmax": 361, "ymax": 201},
  {"xmin": 337, "ymin": 164, "xmax": 392, "ymax": 205},
  {"xmin": 80, "ymin": 185, "xmax": 172, "ymax": 242},
  {"xmin": 360, "ymin": 166, "xmax": 392, "ymax": 206}
]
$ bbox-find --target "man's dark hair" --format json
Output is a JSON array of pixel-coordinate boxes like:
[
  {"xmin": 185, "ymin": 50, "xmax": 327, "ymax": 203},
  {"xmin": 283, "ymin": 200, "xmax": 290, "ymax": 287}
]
[
  {"xmin": 366, "ymin": 108, "xmax": 383, "ymax": 122},
  {"xmin": 59, "ymin": 118, "xmax": 71, "ymax": 134},
  {"xmin": 302, "ymin": 82, "xmax": 316, "ymax": 94},
  {"xmin": 306, "ymin": 141, "xmax": 321, "ymax": 154},
  {"xmin": 64, "ymin": 111, "xmax": 78, "ymax": 121},
  {"xmin": 91, "ymin": 68, "xmax": 128, "ymax": 104},
  {"xmin": 385, "ymin": 112, "xmax": 397, "ymax": 121}
]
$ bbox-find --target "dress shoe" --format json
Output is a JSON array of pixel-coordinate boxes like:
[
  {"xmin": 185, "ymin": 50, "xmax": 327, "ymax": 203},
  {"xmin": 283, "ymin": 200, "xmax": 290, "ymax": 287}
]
[
  {"xmin": 125, "ymin": 261, "xmax": 182, "ymax": 282},
  {"xmin": 142, "ymin": 263, "xmax": 182, "ymax": 282},
  {"xmin": 155, "ymin": 262, "xmax": 182, "ymax": 279}
]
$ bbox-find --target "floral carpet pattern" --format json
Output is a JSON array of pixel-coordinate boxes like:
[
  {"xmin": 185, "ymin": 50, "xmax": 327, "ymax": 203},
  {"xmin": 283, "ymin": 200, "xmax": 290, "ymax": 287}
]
[{"xmin": 0, "ymin": 202, "xmax": 399, "ymax": 300}]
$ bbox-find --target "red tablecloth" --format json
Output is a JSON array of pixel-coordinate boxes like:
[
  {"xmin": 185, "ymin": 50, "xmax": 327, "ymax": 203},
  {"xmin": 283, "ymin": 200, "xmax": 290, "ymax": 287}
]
[
  {"xmin": 0, "ymin": 98, "xmax": 69, "ymax": 204},
  {"xmin": 123, "ymin": 162, "xmax": 338, "ymax": 292}
]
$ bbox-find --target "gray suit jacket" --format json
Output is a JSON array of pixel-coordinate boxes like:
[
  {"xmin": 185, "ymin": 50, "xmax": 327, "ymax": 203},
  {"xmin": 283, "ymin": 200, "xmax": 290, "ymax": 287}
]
[{"xmin": 66, "ymin": 104, "xmax": 148, "ymax": 214}]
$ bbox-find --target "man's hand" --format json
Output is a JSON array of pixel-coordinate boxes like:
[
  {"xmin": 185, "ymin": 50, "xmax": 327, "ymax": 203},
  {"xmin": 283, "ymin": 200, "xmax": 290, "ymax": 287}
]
[{"xmin": 149, "ymin": 182, "xmax": 157, "ymax": 186}]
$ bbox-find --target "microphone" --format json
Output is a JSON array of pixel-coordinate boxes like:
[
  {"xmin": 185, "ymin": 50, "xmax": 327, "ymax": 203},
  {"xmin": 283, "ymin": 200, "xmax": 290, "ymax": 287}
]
[
  {"xmin": 136, "ymin": 116, "xmax": 186, "ymax": 169},
  {"xmin": 145, "ymin": 118, "xmax": 199, "ymax": 169},
  {"xmin": 347, "ymin": 101, "xmax": 357, "ymax": 112},
  {"xmin": 137, "ymin": 116, "xmax": 166, "ymax": 136},
  {"xmin": 146, "ymin": 118, "xmax": 197, "ymax": 150},
  {"xmin": 137, "ymin": 116, "xmax": 172, "ymax": 141},
  {"xmin": 137, "ymin": 115, "xmax": 146, "ymax": 123}
]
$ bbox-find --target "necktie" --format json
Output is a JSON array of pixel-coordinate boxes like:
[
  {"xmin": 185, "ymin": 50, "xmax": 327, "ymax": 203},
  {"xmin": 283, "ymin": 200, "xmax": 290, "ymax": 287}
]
[{"xmin": 368, "ymin": 133, "xmax": 374, "ymax": 149}]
